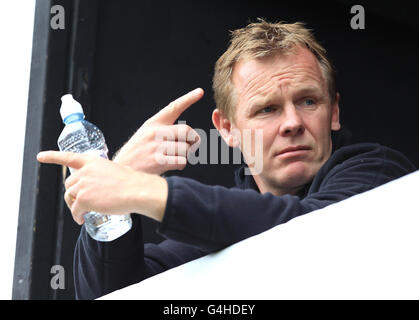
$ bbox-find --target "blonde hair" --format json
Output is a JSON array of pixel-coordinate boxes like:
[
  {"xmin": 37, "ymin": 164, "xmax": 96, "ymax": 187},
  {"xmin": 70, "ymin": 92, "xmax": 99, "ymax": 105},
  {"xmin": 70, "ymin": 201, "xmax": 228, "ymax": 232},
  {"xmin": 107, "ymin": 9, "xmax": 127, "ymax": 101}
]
[{"xmin": 212, "ymin": 19, "xmax": 336, "ymax": 121}]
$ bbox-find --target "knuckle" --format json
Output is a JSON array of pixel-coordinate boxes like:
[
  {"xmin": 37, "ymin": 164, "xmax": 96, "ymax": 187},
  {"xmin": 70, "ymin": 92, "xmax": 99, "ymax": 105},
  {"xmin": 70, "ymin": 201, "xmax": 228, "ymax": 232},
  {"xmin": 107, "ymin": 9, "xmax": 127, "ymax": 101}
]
[
  {"xmin": 154, "ymin": 153, "xmax": 166, "ymax": 165},
  {"xmin": 77, "ymin": 190, "xmax": 86, "ymax": 202},
  {"xmin": 64, "ymin": 178, "xmax": 71, "ymax": 189},
  {"xmin": 144, "ymin": 127, "xmax": 156, "ymax": 140},
  {"xmin": 64, "ymin": 197, "xmax": 71, "ymax": 210},
  {"xmin": 154, "ymin": 127, "xmax": 168, "ymax": 142},
  {"xmin": 77, "ymin": 177, "xmax": 86, "ymax": 187},
  {"xmin": 154, "ymin": 141, "xmax": 165, "ymax": 153},
  {"xmin": 68, "ymin": 152, "xmax": 79, "ymax": 166},
  {"xmin": 189, "ymin": 129, "xmax": 200, "ymax": 142},
  {"xmin": 176, "ymin": 161, "xmax": 187, "ymax": 170},
  {"xmin": 179, "ymin": 124, "xmax": 191, "ymax": 134},
  {"xmin": 72, "ymin": 212, "xmax": 82, "ymax": 225}
]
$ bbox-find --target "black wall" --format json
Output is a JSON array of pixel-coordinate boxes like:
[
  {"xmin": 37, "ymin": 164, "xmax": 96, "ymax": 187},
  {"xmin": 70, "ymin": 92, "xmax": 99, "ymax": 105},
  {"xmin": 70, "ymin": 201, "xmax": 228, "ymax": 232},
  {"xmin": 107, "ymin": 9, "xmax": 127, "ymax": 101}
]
[
  {"xmin": 89, "ymin": 0, "xmax": 419, "ymax": 170},
  {"xmin": 14, "ymin": 0, "xmax": 419, "ymax": 299},
  {"xmin": 88, "ymin": 0, "xmax": 419, "ymax": 245}
]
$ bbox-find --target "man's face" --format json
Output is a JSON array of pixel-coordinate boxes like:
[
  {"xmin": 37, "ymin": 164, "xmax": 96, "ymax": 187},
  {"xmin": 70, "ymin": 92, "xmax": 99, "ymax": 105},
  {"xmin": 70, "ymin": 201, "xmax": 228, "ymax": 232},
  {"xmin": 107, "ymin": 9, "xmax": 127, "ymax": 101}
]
[{"xmin": 228, "ymin": 46, "xmax": 340, "ymax": 195}]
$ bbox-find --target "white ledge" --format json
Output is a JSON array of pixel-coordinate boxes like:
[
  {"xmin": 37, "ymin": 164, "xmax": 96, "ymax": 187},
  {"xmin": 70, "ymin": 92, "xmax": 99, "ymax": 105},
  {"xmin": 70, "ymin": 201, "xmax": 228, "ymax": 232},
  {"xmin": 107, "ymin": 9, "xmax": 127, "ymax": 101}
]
[{"xmin": 100, "ymin": 170, "xmax": 419, "ymax": 300}]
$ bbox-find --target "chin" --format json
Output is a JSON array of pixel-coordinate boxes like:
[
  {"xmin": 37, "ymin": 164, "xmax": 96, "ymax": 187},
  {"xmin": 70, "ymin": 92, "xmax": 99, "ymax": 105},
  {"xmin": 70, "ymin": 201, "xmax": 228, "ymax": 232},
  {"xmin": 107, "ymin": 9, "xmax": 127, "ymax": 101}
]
[{"xmin": 273, "ymin": 162, "xmax": 314, "ymax": 191}]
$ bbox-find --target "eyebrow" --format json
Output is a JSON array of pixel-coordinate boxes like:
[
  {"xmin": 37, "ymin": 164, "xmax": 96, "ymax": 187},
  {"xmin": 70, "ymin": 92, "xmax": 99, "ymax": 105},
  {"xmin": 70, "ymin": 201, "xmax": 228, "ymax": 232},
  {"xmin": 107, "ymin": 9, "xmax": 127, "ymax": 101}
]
[
  {"xmin": 248, "ymin": 98, "xmax": 273, "ymax": 114},
  {"xmin": 294, "ymin": 85, "xmax": 323, "ymax": 97},
  {"xmin": 248, "ymin": 85, "xmax": 324, "ymax": 111}
]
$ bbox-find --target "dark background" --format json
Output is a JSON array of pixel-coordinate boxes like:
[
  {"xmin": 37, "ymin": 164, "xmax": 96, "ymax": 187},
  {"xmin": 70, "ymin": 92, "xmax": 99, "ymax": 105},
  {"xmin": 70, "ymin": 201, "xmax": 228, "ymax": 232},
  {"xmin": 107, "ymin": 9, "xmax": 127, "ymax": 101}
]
[{"xmin": 13, "ymin": 0, "xmax": 419, "ymax": 299}]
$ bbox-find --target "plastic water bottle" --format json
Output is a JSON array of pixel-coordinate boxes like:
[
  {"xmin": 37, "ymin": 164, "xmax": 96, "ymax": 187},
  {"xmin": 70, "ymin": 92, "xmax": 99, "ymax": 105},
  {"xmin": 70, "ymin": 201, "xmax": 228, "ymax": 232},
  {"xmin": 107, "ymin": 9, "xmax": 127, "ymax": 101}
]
[{"xmin": 57, "ymin": 94, "xmax": 132, "ymax": 242}]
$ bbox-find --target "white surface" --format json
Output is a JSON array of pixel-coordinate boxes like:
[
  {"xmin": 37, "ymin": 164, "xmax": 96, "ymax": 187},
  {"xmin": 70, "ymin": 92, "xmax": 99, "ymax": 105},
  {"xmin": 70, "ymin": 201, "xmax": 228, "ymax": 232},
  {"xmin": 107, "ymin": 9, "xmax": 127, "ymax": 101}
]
[
  {"xmin": 0, "ymin": 1, "xmax": 35, "ymax": 299},
  {"xmin": 101, "ymin": 170, "xmax": 419, "ymax": 300}
]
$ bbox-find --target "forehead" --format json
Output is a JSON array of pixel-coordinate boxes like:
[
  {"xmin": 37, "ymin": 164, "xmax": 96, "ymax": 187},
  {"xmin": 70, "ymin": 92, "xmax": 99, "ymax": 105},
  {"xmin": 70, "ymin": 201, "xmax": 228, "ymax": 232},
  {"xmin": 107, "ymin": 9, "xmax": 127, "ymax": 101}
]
[{"xmin": 231, "ymin": 46, "xmax": 326, "ymax": 99}]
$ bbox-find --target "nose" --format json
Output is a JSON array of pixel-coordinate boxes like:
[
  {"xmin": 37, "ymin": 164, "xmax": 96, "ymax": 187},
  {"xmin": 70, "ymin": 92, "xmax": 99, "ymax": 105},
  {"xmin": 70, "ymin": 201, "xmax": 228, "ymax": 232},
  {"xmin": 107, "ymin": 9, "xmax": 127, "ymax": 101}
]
[{"xmin": 279, "ymin": 105, "xmax": 305, "ymax": 137}]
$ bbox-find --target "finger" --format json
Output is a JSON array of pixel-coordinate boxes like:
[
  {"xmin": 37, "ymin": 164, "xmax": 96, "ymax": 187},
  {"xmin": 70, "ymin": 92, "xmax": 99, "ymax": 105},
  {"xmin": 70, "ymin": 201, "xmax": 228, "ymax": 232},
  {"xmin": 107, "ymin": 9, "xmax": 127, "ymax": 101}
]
[
  {"xmin": 160, "ymin": 156, "xmax": 188, "ymax": 171},
  {"xmin": 72, "ymin": 207, "xmax": 85, "ymax": 225},
  {"xmin": 64, "ymin": 187, "xmax": 76, "ymax": 210},
  {"xmin": 166, "ymin": 156, "xmax": 188, "ymax": 171},
  {"xmin": 64, "ymin": 173, "xmax": 79, "ymax": 190},
  {"xmin": 37, "ymin": 151, "xmax": 89, "ymax": 170},
  {"xmin": 162, "ymin": 141, "xmax": 190, "ymax": 157},
  {"xmin": 187, "ymin": 128, "xmax": 201, "ymax": 144},
  {"xmin": 155, "ymin": 124, "xmax": 201, "ymax": 143},
  {"xmin": 72, "ymin": 205, "xmax": 87, "ymax": 226},
  {"xmin": 154, "ymin": 153, "xmax": 187, "ymax": 168},
  {"xmin": 149, "ymin": 88, "xmax": 204, "ymax": 125}
]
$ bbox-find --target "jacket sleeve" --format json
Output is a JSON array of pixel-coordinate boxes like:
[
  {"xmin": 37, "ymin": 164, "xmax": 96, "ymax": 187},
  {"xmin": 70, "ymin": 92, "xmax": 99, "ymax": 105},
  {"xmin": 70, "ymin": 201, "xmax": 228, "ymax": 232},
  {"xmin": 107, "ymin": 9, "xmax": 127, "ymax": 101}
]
[
  {"xmin": 157, "ymin": 144, "xmax": 416, "ymax": 252},
  {"xmin": 73, "ymin": 214, "xmax": 206, "ymax": 300},
  {"xmin": 73, "ymin": 214, "xmax": 145, "ymax": 300}
]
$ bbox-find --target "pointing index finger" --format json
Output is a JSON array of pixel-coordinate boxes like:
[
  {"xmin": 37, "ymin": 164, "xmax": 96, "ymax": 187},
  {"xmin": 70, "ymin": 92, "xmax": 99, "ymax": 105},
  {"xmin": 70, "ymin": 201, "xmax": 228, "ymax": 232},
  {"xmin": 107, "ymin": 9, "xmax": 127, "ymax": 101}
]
[
  {"xmin": 37, "ymin": 151, "xmax": 88, "ymax": 170},
  {"xmin": 150, "ymin": 88, "xmax": 204, "ymax": 125}
]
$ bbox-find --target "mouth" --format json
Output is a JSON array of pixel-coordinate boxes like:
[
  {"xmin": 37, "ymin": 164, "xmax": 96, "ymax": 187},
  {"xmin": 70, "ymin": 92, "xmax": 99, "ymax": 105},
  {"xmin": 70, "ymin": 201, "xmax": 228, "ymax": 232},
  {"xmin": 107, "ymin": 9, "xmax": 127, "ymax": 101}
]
[{"xmin": 275, "ymin": 145, "xmax": 311, "ymax": 158}]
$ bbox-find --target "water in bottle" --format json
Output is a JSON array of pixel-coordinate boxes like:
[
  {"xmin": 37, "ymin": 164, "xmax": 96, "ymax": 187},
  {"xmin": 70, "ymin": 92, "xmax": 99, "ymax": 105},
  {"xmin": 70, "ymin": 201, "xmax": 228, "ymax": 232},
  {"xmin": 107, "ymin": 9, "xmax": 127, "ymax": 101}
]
[{"xmin": 57, "ymin": 94, "xmax": 132, "ymax": 241}]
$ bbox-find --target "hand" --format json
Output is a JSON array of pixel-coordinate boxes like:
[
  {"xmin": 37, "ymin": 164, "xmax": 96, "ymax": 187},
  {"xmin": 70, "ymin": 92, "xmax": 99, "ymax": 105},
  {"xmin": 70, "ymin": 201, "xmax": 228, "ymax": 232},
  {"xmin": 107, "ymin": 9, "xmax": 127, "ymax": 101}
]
[
  {"xmin": 37, "ymin": 151, "xmax": 168, "ymax": 224},
  {"xmin": 113, "ymin": 88, "xmax": 204, "ymax": 174}
]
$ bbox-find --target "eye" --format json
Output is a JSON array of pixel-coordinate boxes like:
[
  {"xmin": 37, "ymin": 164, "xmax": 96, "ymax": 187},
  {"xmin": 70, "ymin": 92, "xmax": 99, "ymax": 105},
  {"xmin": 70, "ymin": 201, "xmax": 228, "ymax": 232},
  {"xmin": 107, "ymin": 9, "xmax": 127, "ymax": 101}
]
[
  {"xmin": 298, "ymin": 98, "xmax": 317, "ymax": 109},
  {"xmin": 302, "ymin": 98, "xmax": 315, "ymax": 106},
  {"xmin": 257, "ymin": 105, "xmax": 275, "ymax": 114}
]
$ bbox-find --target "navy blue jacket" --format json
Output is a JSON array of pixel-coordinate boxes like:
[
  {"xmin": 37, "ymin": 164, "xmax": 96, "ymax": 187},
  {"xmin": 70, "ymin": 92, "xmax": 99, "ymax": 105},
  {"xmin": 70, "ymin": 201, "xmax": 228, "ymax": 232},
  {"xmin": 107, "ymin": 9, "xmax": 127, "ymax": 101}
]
[{"xmin": 73, "ymin": 137, "xmax": 416, "ymax": 299}]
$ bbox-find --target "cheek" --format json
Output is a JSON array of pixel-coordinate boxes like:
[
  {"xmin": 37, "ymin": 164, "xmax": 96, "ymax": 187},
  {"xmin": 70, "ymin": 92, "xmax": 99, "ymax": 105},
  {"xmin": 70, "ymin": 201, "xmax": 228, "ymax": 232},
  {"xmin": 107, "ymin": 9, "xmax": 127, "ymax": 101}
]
[
  {"xmin": 252, "ymin": 125, "xmax": 277, "ymax": 159},
  {"xmin": 236, "ymin": 123, "xmax": 272, "ymax": 154},
  {"xmin": 305, "ymin": 109, "xmax": 331, "ymax": 134},
  {"xmin": 262, "ymin": 127, "xmax": 278, "ymax": 156},
  {"xmin": 307, "ymin": 115, "xmax": 333, "ymax": 155}
]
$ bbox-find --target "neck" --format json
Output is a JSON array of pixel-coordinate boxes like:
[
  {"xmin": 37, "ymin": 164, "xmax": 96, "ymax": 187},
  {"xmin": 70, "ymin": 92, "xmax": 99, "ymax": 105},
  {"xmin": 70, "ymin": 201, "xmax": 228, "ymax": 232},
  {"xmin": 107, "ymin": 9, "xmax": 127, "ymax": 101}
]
[{"xmin": 251, "ymin": 171, "xmax": 304, "ymax": 196}]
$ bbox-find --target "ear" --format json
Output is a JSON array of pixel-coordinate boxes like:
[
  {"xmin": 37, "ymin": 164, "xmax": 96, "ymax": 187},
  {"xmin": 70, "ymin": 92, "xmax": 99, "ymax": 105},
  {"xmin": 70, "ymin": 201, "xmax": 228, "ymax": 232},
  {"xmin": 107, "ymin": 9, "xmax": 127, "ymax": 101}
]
[
  {"xmin": 331, "ymin": 92, "xmax": 341, "ymax": 131},
  {"xmin": 212, "ymin": 109, "xmax": 239, "ymax": 147}
]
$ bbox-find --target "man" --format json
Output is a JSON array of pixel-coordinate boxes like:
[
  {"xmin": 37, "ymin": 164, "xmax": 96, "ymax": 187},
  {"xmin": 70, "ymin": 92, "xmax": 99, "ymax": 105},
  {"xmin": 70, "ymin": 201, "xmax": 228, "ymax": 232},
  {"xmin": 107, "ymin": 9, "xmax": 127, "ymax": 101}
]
[{"xmin": 37, "ymin": 20, "xmax": 416, "ymax": 299}]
